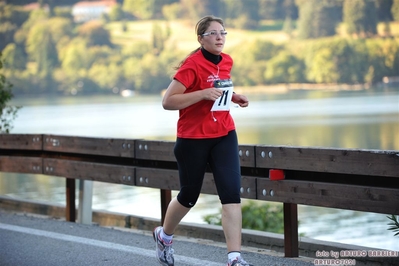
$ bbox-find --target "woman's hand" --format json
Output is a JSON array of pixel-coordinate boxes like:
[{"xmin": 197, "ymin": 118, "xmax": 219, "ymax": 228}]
[
  {"xmin": 232, "ymin": 93, "xmax": 249, "ymax": 107},
  {"xmin": 201, "ymin": 87, "xmax": 224, "ymax": 101}
]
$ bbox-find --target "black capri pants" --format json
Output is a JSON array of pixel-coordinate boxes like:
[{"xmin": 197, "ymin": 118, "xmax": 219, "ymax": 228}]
[{"xmin": 174, "ymin": 130, "xmax": 241, "ymax": 208}]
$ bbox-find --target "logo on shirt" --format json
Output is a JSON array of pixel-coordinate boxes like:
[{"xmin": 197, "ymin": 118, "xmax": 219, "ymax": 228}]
[{"xmin": 207, "ymin": 74, "xmax": 219, "ymax": 83}]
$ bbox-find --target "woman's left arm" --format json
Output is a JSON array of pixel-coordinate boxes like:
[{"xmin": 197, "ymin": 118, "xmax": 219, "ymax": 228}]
[{"xmin": 232, "ymin": 93, "xmax": 249, "ymax": 107}]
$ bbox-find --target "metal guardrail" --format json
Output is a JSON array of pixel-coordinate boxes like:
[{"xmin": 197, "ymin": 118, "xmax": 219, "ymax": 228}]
[{"xmin": 0, "ymin": 134, "xmax": 398, "ymax": 257}]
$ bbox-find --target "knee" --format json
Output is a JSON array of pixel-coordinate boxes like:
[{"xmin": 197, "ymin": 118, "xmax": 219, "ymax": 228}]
[
  {"xmin": 177, "ymin": 187, "xmax": 201, "ymax": 208},
  {"xmin": 219, "ymin": 191, "xmax": 241, "ymax": 205}
]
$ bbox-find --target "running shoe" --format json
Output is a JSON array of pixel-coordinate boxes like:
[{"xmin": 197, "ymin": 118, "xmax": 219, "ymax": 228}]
[
  {"xmin": 153, "ymin": 226, "xmax": 174, "ymax": 266},
  {"xmin": 228, "ymin": 256, "xmax": 254, "ymax": 266}
]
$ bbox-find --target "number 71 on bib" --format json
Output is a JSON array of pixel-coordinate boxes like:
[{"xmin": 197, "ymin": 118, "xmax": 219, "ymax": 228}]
[{"xmin": 211, "ymin": 79, "xmax": 233, "ymax": 111}]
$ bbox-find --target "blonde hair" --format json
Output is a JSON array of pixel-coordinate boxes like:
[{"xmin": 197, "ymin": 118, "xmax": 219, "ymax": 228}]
[{"xmin": 175, "ymin": 15, "xmax": 225, "ymax": 70}]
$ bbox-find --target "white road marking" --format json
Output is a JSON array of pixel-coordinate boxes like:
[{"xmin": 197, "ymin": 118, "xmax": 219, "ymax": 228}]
[{"xmin": 0, "ymin": 223, "xmax": 223, "ymax": 266}]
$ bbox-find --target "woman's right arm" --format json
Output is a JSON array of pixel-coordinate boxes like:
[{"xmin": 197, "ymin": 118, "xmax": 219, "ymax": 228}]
[{"xmin": 162, "ymin": 79, "xmax": 223, "ymax": 110}]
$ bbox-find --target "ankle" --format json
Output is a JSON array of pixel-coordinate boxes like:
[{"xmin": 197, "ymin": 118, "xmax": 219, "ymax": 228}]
[
  {"xmin": 228, "ymin": 251, "xmax": 241, "ymax": 262},
  {"xmin": 160, "ymin": 227, "xmax": 173, "ymax": 244}
]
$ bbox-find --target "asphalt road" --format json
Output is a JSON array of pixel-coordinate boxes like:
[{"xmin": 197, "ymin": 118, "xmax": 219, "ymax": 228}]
[{"xmin": 0, "ymin": 210, "xmax": 314, "ymax": 266}]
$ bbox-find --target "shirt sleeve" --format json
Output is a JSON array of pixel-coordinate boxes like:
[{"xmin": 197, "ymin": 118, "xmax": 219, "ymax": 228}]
[{"xmin": 173, "ymin": 59, "xmax": 197, "ymax": 90}]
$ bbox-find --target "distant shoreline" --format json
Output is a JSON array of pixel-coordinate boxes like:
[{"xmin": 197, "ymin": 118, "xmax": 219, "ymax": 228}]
[
  {"xmin": 12, "ymin": 82, "xmax": 397, "ymax": 106},
  {"xmin": 234, "ymin": 83, "xmax": 372, "ymax": 95}
]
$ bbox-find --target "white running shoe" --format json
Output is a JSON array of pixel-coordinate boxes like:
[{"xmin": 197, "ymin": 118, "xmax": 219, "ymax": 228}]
[
  {"xmin": 228, "ymin": 256, "xmax": 254, "ymax": 266},
  {"xmin": 153, "ymin": 226, "xmax": 174, "ymax": 266}
]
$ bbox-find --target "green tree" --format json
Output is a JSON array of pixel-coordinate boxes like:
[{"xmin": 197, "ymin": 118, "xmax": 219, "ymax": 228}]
[
  {"xmin": 259, "ymin": 0, "xmax": 282, "ymax": 20},
  {"xmin": 133, "ymin": 52, "xmax": 171, "ymax": 94},
  {"xmin": 59, "ymin": 41, "xmax": 118, "ymax": 94},
  {"xmin": 283, "ymin": 0, "xmax": 299, "ymax": 19},
  {"xmin": 265, "ymin": 51, "xmax": 306, "ymax": 83},
  {"xmin": 307, "ymin": 47, "xmax": 340, "ymax": 83},
  {"xmin": 181, "ymin": 0, "xmax": 223, "ymax": 20},
  {"xmin": 60, "ymin": 38, "xmax": 90, "ymax": 76},
  {"xmin": 0, "ymin": 3, "xmax": 30, "ymax": 50},
  {"xmin": 296, "ymin": 0, "xmax": 342, "ymax": 39},
  {"xmin": 0, "ymin": 22, "xmax": 18, "ymax": 51},
  {"xmin": 0, "ymin": 52, "xmax": 20, "ymax": 133},
  {"xmin": 122, "ymin": 41, "xmax": 151, "ymax": 58},
  {"xmin": 229, "ymin": 40, "xmax": 282, "ymax": 85},
  {"xmin": 304, "ymin": 39, "xmax": 370, "ymax": 84},
  {"xmin": 2, "ymin": 43, "xmax": 26, "ymax": 70},
  {"xmin": 376, "ymin": 0, "xmax": 393, "ymax": 21},
  {"xmin": 365, "ymin": 38, "xmax": 399, "ymax": 83},
  {"xmin": 223, "ymin": 0, "xmax": 260, "ymax": 29},
  {"xmin": 39, "ymin": 0, "xmax": 55, "ymax": 17},
  {"xmin": 21, "ymin": 7, "xmax": 49, "ymax": 31},
  {"xmin": 26, "ymin": 21, "xmax": 59, "ymax": 76},
  {"xmin": 47, "ymin": 17, "xmax": 74, "ymax": 44},
  {"xmin": 108, "ymin": 3, "xmax": 125, "ymax": 21},
  {"xmin": 343, "ymin": 0, "xmax": 378, "ymax": 37},
  {"xmin": 77, "ymin": 21, "xmax": 113, "ymax": 47},
  {"xmin": 123, "ymin": 0, "xmax": 175, "ymax": 19},
  {"xmin": 88, "ymin": 62, "xmax": 123, "ymax": 92},
  {"xmin": 162, "ymin": 2, "xmax": 184, "ymax": 20},
  {"xmin": 151, "ymin": 22, "xmax": 171, "ymax": 55},
  {"xmin": 392, "ymin": 0, "xmax": 399, "ymax": 21},
  {"xmin": 0, "ymin": 3, "xmax": 30, "ymax": 27},
  {"xmin": 123, "ymin": 57, "xmax": 141, "ymax": 91}
]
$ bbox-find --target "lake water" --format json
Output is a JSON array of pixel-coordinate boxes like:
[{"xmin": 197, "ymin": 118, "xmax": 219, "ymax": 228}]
[{"xmin": 1, "ymin": 88, "xmax": 398, "ymax": 251}]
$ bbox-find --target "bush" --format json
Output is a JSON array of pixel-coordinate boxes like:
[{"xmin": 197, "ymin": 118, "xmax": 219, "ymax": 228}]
[
  {"xmin": 0, "ymin": 52, "xmax": 20, "ymax": 133},
  {"xmin": 204, "ymin": 201, "xmax": 284, "ymax": 233}
]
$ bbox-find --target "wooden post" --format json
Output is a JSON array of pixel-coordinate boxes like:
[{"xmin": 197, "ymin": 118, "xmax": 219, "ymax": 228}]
[
  {"xmin": 66, "ymin": 178, "xmax": 76, "ymax": 222},
  {"xmin": 160, "ymin": 189, "xmax": 172, "ymax": 225},
  {"xmin": 284, "ymin": 202, "xmax": 299, "ymax": 257}
]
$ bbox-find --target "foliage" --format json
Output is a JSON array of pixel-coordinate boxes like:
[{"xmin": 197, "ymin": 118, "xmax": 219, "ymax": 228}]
[
  {"xmin": 77, "ymin": 21, "xmax": 113, "ymax": 47},
  {"xmin": 180, "ymin": 0, "xmax": 222, "ymax": 21},
  {"xmin": 376, "ymin": 0, "xmax": 394, "ymax": 21},
  {"xmin": 108, "ymin": 4, "xmax": 125, "ymax": 22},
  {"xmin": 151, "ymin": 22, "xmax": 170, "ymax": 55},
  {"xmin": 0, "ymin": 53, "xmax": 20, "ymax": 133},
  {"xmin": 300, "ymin": 38, "xmax": 392, "ymax": 84},
  {"xmin": 162, "ymin": 2, "xmax": 184, "ymax": 20},
  {"xmin": 0, "ymin": 3, "xmax": 30, "ymax": 51},
  {"xmin": 296, "ymin": 0, "xmax": 342, "ymax": 39},
  {"xmin": 365, "ymin": 38, "xmax": 399, "ymax": 83},
  {"xmin": 1, "ymin": 2, "xmax": 399, "ymax": 97},
  {"xmin": 387, "ymin": 215, "xmax": 399, "ymax": 236},
  {"xmin": 230, "ymin": 40, "xmax": 284, "ymax": 85},
  {"xmin": 259, "ymin": 0, "xmax": 285, "ymax": 20},
  {"xmin": 392, "ymin": 0, "xmax": 399, "ymax": 21},
  {"xmin": 123, "ymin": 0, "xmax": 174, "ymax": 20},
  {"xmin": 265, "ymin": 51, "xmax": 306, "ymax": 83},
  {"xmin": 223, "ymin": 0, "xmax": 260, "ymax": 29},
  {"xmin": 25, "ymin": 20, "xmax": 59, "ymax": 81},
  {"xmin": 2, "ymin": 43, "xmax": 26, "ymax": 70},
  {"xmin": 204, "ymin": 201, "xmax": 284, "ymax": 233},
  {"xmin": 343, "ymin": 0, "xmax": 378, "ymax": 37}
]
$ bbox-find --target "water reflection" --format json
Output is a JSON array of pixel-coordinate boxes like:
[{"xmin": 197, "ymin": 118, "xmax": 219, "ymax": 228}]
[{"xmin": 2, "ymin": 88, "xmax": 398, "ymax": 251}]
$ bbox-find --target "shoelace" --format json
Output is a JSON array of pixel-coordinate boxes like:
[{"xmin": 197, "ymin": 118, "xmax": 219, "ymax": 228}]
[
  {"xmin": 230, "ymin": 257, "xmax": 251, "ymax": 266},
  {"xmin": 164, "ymin": 245, "xmax": 174, "ymax": 262}
]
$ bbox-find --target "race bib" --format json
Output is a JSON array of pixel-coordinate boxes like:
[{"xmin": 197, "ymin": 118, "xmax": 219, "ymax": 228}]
[{"xmin": 211, "ymin": 79, "xmax": 233, "ymax": 111}]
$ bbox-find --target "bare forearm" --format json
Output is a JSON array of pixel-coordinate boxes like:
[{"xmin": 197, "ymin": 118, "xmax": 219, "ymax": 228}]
[{"xmin": 162, "ymin": 90, "xmax": 205, "ymax": 110}]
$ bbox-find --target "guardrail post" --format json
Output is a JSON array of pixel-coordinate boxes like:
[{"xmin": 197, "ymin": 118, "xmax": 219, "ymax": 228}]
[
  {"xmin": 284, "ymin": 202, "xmax": 299, "ymax": 257},
  {"xmin": 66, "ymin": 178, "xmax": 76, "ymax": 222},
  {"xmin": 78, "ymin": 179, "xmax": 93, "ymax": 224},
  {"xmin": 160, "ymin": 189, "xmax": 171, "ymax": 224}
]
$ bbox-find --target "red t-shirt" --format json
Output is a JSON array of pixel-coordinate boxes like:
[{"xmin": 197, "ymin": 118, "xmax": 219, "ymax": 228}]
[{"xmin": 174, "ymin": 50, "xmax": 235, "ymax": 139}]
